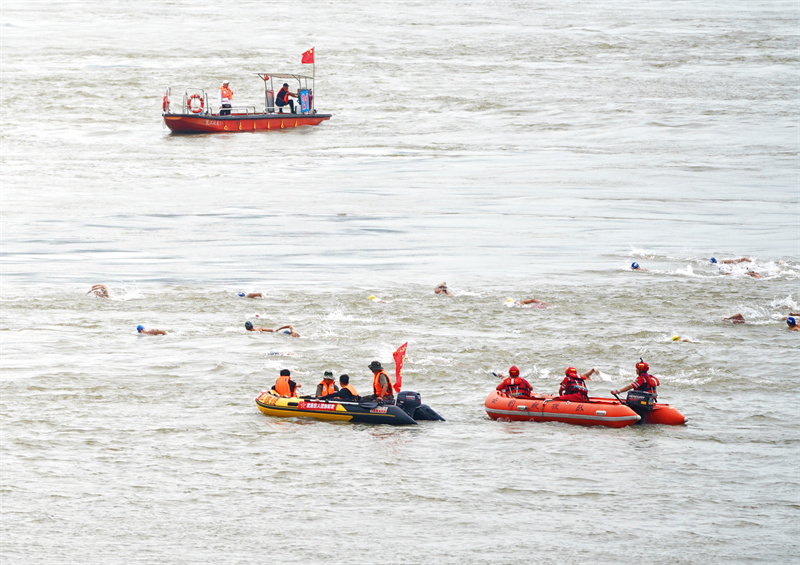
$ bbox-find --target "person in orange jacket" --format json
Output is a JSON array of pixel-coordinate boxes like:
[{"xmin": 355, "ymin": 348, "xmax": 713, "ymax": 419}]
[
  {"xmin": 272, "ymin": 369, "xmax": 301, "ymax": 397},
  {"xmin": 612, "ymin": 360, "xmax": 659, "ymax": 399},
  {"xmin": 219, "ymin": 81, "xmax": 233, "ymax": 116},
  {"xmin": 275, "ymin": 83, "xmax": 297, "ymax": 114},
  {"xmin": 320, "ymin": 375, "xmax": 359, "ymax": 401},
  {"xmin": 364, "ymin": 360, "xmax": 394, "ymax": 402},
  {"xmin": 496, "ymin": 366, "xmax": 532, "ymax": 398},
  {"xmin": 315, "ymin": 371, "xmax": 339, "ymax": 397}
]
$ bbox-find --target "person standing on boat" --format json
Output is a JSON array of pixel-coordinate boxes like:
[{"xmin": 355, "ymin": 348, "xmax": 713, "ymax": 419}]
[
  {"xmin": 219, "ymin": 80, "xmax": 233, "ymax": 116},
  {"xmin": 272, "ymin": 369, "xmax": 301, "ymax": 397},
  {"xmin": 496, "ymin": 366, "xmax": 532, "ymax": 398},
  {"xmin": 315, "ymin": 371, "xmax": 339, "ymax": 397},
  {"xmin": 611, "ymin": 360, "xmax": 659, "ymax": 399},
  {"xmin": 320, "ymin": 375, "xmax": 359, "ymax": 401},
  {"xmin": 275, "ymin": 83, "xmax": 297, "ymax": 114},
  {"xmin": 558, "ymin": 366, "xmax": 597, "ymax": 402}
]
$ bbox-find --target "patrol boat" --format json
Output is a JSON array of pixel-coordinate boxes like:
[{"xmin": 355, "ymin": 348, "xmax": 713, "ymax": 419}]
[
  {"xmin": 485, "ymin": 390, "xmax": 685, "ymax": 427},
  {"xmin": 255, "ymin": 390, "xmax": 445, "ymax": 426},
  {"xmin": 162, "ymin": 73, "xmax": 332, "ymax": 134}
]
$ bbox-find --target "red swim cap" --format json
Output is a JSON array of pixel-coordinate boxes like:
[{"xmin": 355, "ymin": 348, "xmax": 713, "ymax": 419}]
[
  {"xmin": 509, "ymin": 366, "xmax": 520, "ymax": 376},
  {"xmin": 565, "ymin": 366, "xmax": 578, "ymax": 378}
]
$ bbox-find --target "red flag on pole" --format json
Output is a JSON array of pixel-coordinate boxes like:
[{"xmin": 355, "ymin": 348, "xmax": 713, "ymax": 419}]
[
  {"xmin": 301, "ymin": 47, "xmax": 314, "ymax": 64},
  {"xmin": 392, "ymin": 342, "xmax": 408, "ymax": 393}
]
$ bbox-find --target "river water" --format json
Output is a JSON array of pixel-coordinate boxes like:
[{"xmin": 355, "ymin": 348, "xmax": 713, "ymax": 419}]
[{"xmin": 1, "ymin": 0, "xmax": 798, "ymax": 563}]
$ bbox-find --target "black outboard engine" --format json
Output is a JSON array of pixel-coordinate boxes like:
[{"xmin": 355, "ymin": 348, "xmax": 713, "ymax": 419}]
[
  {"xmin": 625, "ymin": 390, "xmax": 656, "ymax": 422},
  {"xmin": 396, "ymin": 391, "xmax": 445, "ymax": 422}
]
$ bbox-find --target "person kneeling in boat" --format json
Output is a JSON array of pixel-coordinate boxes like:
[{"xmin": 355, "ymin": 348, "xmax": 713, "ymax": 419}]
[
  {"xmin": 611, "ymin": 360, "xmax": 659, "ymax": 400},
  {"xmin": 496, "ymin": 366, "xmax": 532, "ymax": 398},
  {"xmin": 272, "ymin": 369, "xmax": 301, "ymax": 398},
  {"xmin": 558, "ymin": 366, "xmax": 598, "ymax": 402},
  {"xmin": 360, "ymin": 361, "xmax": 395, "ymax": 403},
  {"xmin": 275, "ymin": 83, "xmax": 297, "ymax": 114},
  {"xmin": 320, "ymin": 375, "xmax": 359, "ymax": 402},
  {"xmin": 315, "ymin": 371, "xmax": 339, "ymax": 397}
]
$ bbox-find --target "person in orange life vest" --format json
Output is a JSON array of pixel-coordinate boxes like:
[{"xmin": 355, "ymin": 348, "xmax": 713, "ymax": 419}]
[
  {"xmin": 365, "ymin": 360, "xmax": 394, "ymax": 402},
  {"xmin": 320, "ymin": 374, "xmax": 359, "ymax": 401},
  {"xmin": 496, "ymin": 366, "xmax": 532, "ymax": 398},
  {"xmin": 315, "ymin": 371, "xmax": 339, "ymax": 397},
  {"xmin": 275, "ymin": 83, "xmax": 297, "ymax": 114},
  {"xmin": 219, "ymin": 80, "xmax": 233, "ymax": 116},
  {"xmin": 558, "ymin": 366, "xmax": 598, "ymax": 402},
  {"xmin": 272, "ymin": 369, "xmax": 301, "ymax": 398},
  {"xmin": 611, "ymin": 360, "xmax": 659, "ymax": 399}
]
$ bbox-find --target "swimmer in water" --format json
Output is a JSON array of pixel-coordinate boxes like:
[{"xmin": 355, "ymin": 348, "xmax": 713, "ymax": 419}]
[
  {"xmin": 88, "ymin": 284, "xmax": 110, "ymax": 298},
  {"xmin": 507, "ymin": 298, "xmax": 548, "ymax": 308},
  {"xmin": 275, "ymin": 324, "xmax": 300, "ymax": 337},
  {"xmin": 787, "ymin": 317, "xmax": 799, "ymax": 331},
  {"xmin": 631, "ymin": 262, "xmax": 648, "ymax": 271},
  {"xmin": 238, "ymin": 292, "xmax": 263, "ymax": 298},
  {"xmin": 245, "ymin": 321, "xmax": 274, "ymax": 333},
  {"xmin": 368, "ymin": 295, "xmax": 387, "ymax": 303},
  {"xmin": 723, "ymin": 313, "xmax": 746, "ymax": 324},
  {"xmin": 434, "ymin": 282, "xmax": 454, "ymax": 296},
  {"xmin": 137, "ymin": 325, "xmax": 166, "ymax": 335},
  {"xmin": 710, "ymin": 257, "xmax": 752, "ymax": 265},
  {"xmin": 671, "ymin": 335, "xmax": 693, "ymax": 343},
  {"xmin": 745, "ymin": 270, "xmax": 763, "ymax": 278}
]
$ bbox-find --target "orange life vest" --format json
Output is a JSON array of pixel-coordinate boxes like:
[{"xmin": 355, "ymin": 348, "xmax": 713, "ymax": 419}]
[
  {"xmin": 372, "ymin": 370, "xmax": 393, "ymax": 397},
  {"xmin": 342, "ymin": 384, "xmax": 358, "ymax": 396},
  {"xmin": 274, "ymin": 375, "xmax": 296, "ymax": 397},
  {"xmin": 219, "ymin": 85, "xmax": 232, "ymax": 104},
  {"xmin": 318, "ymin": 380, "xmax": 337, "ymax": 396}
]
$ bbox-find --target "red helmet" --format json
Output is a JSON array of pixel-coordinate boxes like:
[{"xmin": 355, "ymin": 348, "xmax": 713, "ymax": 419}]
[
  {"xmin": 636, "ymin": 361, "xmax": 649, "ymax": 373},
  {"xmin": 565, "ymin": 366, "xmax": 578, "ymax": 378},
  {"xmin": 509, "ymin": 366, "xmax": 520, "ymax": 376}
]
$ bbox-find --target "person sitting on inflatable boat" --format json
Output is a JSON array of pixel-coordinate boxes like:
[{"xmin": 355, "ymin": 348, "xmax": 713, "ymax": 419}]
[
  {"xmin": 360, "ymin": 361, "xmax": 395, "ymax": 403},
  {"xmin": 611, "ymin": 360, "xmax": 659, "ymax": 400},
  {"xmin": 558, "ymin": 366, "xmax": 598, "ymax": 402},
  {"xmin": 320, "ymin": 375, "xmax": 359, "ymax": 401},
  {"xmin": 272, "ymin": 369, "xmax": 301, "ymax": 398},
  {"xmin": 315, "ymin": 371, "xmax": 339, "ymax": 397},
  {"xmin": 496, "ymin": 366, "xmax": 532, "ymax": 398}
]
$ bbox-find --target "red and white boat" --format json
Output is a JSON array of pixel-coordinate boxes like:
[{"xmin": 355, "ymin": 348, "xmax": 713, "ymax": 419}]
[{"xmin": 161, "ymin": 73, "xmax": 332, "ymax": 134}]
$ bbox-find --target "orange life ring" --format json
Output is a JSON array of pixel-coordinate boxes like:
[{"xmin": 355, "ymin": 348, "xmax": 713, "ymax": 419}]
[
  {"xmin": 162, "ymin": 92, "xmax": 170, "ymax": 113},
  {"xmin": 187, "ymin": 94, "xmax": 204, "ymax": 114}
]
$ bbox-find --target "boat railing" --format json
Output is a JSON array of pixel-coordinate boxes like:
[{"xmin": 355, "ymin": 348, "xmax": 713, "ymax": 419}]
[{"xmin": 217, "ymin": 106, "xmax": 258, "ymax": 116}]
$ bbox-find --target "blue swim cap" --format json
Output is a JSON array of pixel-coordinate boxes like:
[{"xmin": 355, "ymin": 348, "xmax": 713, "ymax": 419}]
[
  {"xmin": 283, "ymin": 330, "xmax": 291, "ymax": 335},
  {"xmin": 788, "ymin": 317, "xmax": 797, "ymax": 327},
  {"xmin": 137, "ymin": 325, "xmax": 144, "ymax": 332},
  {"xmin": 238, "ymin": 292, "xmax": 245, "ymax": 297},
  {"xmin": 632, "ymin": 262, "xmax": 639, "ymax": 269},
  {"xmin": 710, "ymin": 257, "xmax": 717, "ymax": 263}
]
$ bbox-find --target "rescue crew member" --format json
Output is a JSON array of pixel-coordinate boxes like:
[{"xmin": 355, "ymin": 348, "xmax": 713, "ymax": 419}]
[
  {"xmin": 558, "ymin": 366, "xmax": 598, "ymax": 402},
  {"xmin": 272, "ymin": 369, "xmax": 301, "ymax": 398},
  {"xmin": 366, "ymin": 360, "xmax": 394, "ymax": 402},
  {"xmin": 219, "ymin": 80, "xmax": 232, "ymax": 116},
  {"xmin": 275, "ymin": 83, "xmax": 297, "ymax": 113},
  {"xmin": 496, "ymin": 366, "xmax": 532, "ymax": 398},
  {"xmin": 320, "ymin": 375, "xmax": 359, "ymax": 401},
  {"xmin": 315, "ymin": 371, "xmax": 339, "ymax": 397},
  {"xmin": 611, "ymin": 360, "xmax": 659, "ymax": 399}
]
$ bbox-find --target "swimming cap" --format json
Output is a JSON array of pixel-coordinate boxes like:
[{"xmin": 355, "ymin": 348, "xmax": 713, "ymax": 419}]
[
  {"xmin": 369, "ymin": 295, "xmax": 376, "ymax": 300},
  {"xmin": 137, "ymin": 325, "xmax": 144, "ymax": 332},
  {"xmin": 565, "ymin": 367, "xmax": 578, "ymax": 378},
  {"xmin": 238, "ymin": 292, "xmax": 245, "ymax": 297},
  {"xmin": 788, "ymin": 317, "xmax": 797, "ymax": 327},
  {"xmin": 632, "ymin": 262, "xmax": 639, "ymax": 269},
  {"xmin": 710, "ymin": 257, "xmax": 718, "ymax": 264},
  {"xmin": 245, "ymin": 321, "xmax": 253, "ymax": 330},
  {"xmin": 506, "ymin": 298, "xmax": 514, "ymax": 303},
  {"xmin": 671, "ymin": 335, "xmax": 680, "ymax": 341},
  {"xmin": 509, "ymin": 366, "xmax": 519, "ymax": 376},
  {"xmin": 283, "ymin": 330, "xmax": 291, "ymax": 335}
]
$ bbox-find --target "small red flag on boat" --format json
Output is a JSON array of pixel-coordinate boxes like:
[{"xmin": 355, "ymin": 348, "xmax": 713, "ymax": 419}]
[
  {"xmin": 301, "ymin": 47, "xmax": 314, "ymax": 64},
  {"xmin": 393, "ymin": 342, "xmax": 408, "ymax": 393}
]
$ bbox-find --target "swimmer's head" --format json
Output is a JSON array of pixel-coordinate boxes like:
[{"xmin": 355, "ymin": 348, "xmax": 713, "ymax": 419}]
[
  {"xmin": 710, "ymin": 257, "xmax": 718, "ymax": 264},
  {"xmin": 672, "ymin": 335, "xmax": 680, "ymax": 341},
  {"xmin": 506, "ymin": 298, "xmax": 514, "ymax": 303},
  {"xmin": 245, "ymin": 321, "xmax": 253, "ymax": 330},
  {"xmin": 631, "ymin": 262, "xmax": 639, "ymax": 270},
  {"xmin": 283, "ymin": 330, "xmax": 291, "ymax": 335},
  {"xmin": 788, "ymin": 317, "xmax": 797, "ymax": 327},
  {"xmin": 238, "ymin": 292, "xmax": 246, "ymax": 297},
  {"xmin": 137, "ymin": 325, "xmax": 144, "ymax": 333},
  {"xmin": 369, "ymin": 295, "xmax": 376, "ymax": 301}
]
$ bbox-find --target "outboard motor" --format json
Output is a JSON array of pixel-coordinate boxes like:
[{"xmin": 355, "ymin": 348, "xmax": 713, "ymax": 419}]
[
  {"xmin": 396, "ymin": 391, "xmax": 445, "ymax": 422},
  {"xmin": 625, "ymin": 390, "xmax": 656, "ymax": 422}
]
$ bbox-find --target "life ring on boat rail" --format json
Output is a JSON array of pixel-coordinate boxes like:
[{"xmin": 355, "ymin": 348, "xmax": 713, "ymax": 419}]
[
  {"xmin": 187, "ymin": 94, "xmax": 204, "ymax": 114},
  {"xmin": 162, "ymin": 92, "xmax": 170, "ymax": 113}
]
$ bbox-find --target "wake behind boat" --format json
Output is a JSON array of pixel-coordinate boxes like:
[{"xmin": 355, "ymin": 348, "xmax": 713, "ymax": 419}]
[
  {"xmin": 256, "ymin": 390, "xmax": 445, "ymax": 426},
  {"xmin": 162, "ymin": 73, "xmax": 331, "ymax": 134}
]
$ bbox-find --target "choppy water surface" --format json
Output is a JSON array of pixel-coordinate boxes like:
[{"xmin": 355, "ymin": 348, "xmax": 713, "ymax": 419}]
[{"xmin": 1, "ymin": 0, "xmax": 798, "ymax": 563}]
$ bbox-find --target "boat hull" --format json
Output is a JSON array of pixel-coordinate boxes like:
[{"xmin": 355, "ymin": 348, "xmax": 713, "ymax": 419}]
[
  {"xmin": 485, "ymin": 391, "xmax": 641, "ymax": 428},
  {"xmin": 642, "ymin": 403, "xmax": 686, "ymax": 425},
  {"xmin": 256, "ymin": 391, "xmax": 418, "ymax": 426},
  {"xmin": 163, "ymin": 112, "xmax": 331, "ymax": 134}
]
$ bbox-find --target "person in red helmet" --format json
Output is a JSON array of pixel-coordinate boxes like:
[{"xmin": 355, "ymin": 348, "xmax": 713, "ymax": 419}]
[
  {"xmin": 496, "ymin": 366, "xmax": 532, "ymax": 398},
  {"xmin": 611, "ymin": 360, "xmax": 659, "ymax": 399},
  {"xmin": 558, "ymin": 366, "xmax": 598, "ymax": 402}
]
